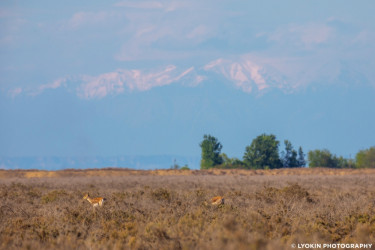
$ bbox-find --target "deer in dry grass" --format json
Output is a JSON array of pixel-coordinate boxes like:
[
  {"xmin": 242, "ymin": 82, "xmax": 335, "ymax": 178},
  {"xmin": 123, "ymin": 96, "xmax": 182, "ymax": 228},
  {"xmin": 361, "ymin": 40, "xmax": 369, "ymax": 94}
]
[
  {"xmin": 83, "ymin": 193, "xmax": 106, "ymax": 207},
  {"xmin": 211, "ymin": 196, "xmax": 224, "ymax": 205}
]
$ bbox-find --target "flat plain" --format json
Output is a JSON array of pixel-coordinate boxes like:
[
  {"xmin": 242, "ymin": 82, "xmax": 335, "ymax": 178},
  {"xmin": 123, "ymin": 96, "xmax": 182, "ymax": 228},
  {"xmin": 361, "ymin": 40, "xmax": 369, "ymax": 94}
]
[{"xmin": 1, "ymin": 168, "xmax": 374, "ymax": 249}]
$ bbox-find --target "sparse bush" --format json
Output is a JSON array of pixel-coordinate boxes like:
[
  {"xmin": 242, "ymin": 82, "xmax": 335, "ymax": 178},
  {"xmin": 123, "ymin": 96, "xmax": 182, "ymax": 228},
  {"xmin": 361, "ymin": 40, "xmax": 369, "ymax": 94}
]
[
  {"xmin": 151, "ymin": 188, "xmax": 171, "ymax": 201},
  {"xmin": 180, "ymin": 165, "xmax": 190, "ymax": 170},
  {"xmin": 41, "ymin": 190, "xmax": 68, "ymax": 204}
]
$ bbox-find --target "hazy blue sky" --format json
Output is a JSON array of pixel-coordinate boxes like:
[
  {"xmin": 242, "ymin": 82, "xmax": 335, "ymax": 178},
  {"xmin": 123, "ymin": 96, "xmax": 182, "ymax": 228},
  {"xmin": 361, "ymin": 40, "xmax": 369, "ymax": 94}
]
[{"xmin": 1, "ymin": 1, "xmax": 375, "ymax": 163}]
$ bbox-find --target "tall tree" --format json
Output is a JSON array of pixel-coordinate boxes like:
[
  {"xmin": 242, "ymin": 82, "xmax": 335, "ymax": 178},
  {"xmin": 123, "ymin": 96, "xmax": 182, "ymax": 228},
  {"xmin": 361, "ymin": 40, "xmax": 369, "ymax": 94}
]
[
  {"xmin": 356, "ymin": 146, "xmax": 375, "ymax": 168},
  {"xmin": 281, "ymin": 140, "xmax": 298, "ymax": 168},
  {"xmin": 200, "ymin": 134, "xmax": 223, "ymax": 169},
  {"xmin": 297, "ymin": 146, "xmax": 306, "ymax": 167},
  {"xmin": 243, "ymin": 134, "xmax": 282, "ymax": 169}
]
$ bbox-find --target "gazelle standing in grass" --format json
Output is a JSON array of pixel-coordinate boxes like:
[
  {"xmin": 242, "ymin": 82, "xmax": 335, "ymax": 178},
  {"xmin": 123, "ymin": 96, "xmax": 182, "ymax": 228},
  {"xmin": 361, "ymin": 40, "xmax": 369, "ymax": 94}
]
[
  {"xmin": 211, "ymin": 196, "xmax": 224, "ymax": 205},
  {"xmin": 83, "ymin": 193, "xmax": 106, "ymax": 207}
]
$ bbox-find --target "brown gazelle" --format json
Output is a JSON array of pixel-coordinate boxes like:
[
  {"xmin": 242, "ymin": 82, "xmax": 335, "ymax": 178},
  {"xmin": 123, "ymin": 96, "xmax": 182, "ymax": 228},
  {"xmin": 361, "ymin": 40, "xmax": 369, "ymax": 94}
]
[
  {"xmin": 83, "ymin": 193, "xmax": 106, "ymax": 207},
  {"xmin": 211, "ymin": 196, "xmax": 224, "ymax": 205}
]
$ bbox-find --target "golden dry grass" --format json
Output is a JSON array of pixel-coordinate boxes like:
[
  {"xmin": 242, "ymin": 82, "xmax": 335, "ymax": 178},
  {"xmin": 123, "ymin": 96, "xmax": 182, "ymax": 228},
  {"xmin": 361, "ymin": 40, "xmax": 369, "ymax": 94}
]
[
  {"xmin": 1, "ymin": 168, "xmax": 375, "ymax": 249},
  {"xmin": 1, "ymin": 167, "xmax": 375, "ymax": 178}
]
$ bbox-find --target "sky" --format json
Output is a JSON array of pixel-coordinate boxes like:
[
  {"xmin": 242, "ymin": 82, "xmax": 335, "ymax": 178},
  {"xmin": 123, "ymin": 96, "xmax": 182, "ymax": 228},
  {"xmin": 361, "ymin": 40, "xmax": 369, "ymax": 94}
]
[{"xmin": 1, "ymin": 0, "xmax": 375, "ymax": 166}]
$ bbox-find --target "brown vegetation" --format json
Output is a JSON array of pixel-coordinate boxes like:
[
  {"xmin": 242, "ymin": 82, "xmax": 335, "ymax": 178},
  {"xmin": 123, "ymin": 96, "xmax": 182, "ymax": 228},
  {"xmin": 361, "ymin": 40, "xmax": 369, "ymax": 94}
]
[
  {"xmin": 2, "ymin": 167, "xmax": 375, "ymax": 179},
  {"xmin": 1, "ymin": 168, "xmax": 374, "ymax": 249}
]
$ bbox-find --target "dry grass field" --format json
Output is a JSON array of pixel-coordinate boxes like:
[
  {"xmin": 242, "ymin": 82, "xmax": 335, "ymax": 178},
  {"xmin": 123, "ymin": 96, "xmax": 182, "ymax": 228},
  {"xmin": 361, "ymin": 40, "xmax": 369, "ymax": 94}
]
[{"xmin": 1, "ymin": 168, "xmax": 375, "ymax": 250}]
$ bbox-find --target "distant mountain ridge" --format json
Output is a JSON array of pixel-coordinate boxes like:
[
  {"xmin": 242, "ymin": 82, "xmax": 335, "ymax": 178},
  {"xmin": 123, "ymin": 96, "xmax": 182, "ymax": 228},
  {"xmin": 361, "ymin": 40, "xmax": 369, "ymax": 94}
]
[
  {"xmin": 0, "ymin": 155, "xmax": 200, "ymax": 170},
  {"xmin": 10, "ymin": 53, "xmax": 366, "ymax": 100}
]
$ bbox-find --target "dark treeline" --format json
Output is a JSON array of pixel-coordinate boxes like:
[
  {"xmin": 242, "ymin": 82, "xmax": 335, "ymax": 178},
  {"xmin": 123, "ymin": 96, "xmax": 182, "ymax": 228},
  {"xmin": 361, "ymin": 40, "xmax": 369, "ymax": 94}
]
[{"xmin": 199, "ymin": 134, "xmax": 375, "ymax": 169}]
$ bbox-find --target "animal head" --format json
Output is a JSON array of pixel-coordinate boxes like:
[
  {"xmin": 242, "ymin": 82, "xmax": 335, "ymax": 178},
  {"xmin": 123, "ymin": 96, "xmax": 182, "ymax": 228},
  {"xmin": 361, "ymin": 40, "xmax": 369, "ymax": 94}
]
[
  {"xmin": 83, "ymin": 193, "xmax": 89, "ymax": 200},
  {"xmin": 211, "ymin": 196, "xmax": 224, "ymax": 205}
]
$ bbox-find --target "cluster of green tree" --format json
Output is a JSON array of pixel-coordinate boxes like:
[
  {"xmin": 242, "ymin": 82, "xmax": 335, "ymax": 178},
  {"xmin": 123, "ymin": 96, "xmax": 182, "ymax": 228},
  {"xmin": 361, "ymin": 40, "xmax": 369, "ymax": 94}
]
[
  {"xmin": 308, "ymin": 146, "xmax": 375, "ymax": 168},
  {"xmin": 356, "ymin": 147, "xmax": 375, "ymax": 168},
  {"xmin": 307, "ymin": 149, "xmax": 354, "ymax": 168},
  {"xmin": 199, "ymin": 134, "xmax": 306, "ymax": 169},
  {"xmin": 200, "ymin": 134, "xmax": 375, "ymax": 169}
]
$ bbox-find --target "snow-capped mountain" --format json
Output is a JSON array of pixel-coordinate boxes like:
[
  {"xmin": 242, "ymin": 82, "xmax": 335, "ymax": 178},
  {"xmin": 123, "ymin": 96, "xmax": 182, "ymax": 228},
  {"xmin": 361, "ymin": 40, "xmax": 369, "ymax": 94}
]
[{"xmin": 7, "ymin": 54, "xmax": 371, "ymax": 100}]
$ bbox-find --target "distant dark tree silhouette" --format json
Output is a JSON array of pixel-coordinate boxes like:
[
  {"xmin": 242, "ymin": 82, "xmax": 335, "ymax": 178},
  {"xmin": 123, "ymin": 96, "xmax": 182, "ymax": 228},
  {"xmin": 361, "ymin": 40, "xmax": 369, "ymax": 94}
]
[
  {"xmin": 297, "ymin": 146, "xmax": 306, "ymax": 167},
  {"xmin": 281, "ymin": 140, "xmax": 299, "ymax": 168}
]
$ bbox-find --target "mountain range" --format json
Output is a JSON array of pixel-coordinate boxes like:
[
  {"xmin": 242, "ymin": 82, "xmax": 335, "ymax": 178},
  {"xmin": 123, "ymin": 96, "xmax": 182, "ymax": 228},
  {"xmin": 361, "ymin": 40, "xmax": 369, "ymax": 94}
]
[
  {"xmin": 9, "ymin": 53, "xmax": 368, "ymax": 100},
  {"xmin": 2, "ymin": 55, "xmax": 375, "ymax": 167}
]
